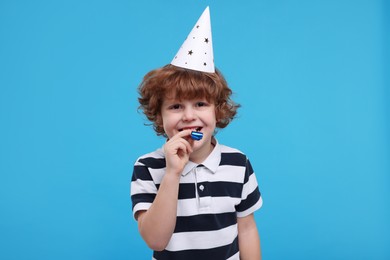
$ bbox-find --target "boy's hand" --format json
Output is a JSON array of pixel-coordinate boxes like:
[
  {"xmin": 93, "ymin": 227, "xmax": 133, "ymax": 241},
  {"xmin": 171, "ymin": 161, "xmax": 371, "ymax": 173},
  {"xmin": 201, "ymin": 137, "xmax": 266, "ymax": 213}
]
[{"xmin": 164, "ymin": 130, "xmax": 193, "ymax": 175}]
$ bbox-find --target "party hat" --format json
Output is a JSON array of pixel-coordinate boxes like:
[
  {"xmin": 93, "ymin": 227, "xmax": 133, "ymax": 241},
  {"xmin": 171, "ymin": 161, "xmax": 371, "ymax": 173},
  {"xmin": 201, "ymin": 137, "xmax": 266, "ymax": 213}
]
[{"xmin": 171, "ymin": 6, "xmax": 215, "ymax": 73}]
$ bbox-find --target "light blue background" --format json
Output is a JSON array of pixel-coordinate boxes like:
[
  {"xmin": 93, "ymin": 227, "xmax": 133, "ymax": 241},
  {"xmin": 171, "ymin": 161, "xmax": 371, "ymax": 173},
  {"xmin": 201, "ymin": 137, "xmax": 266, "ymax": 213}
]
[{"xmin": 1, "ymin": 0, "xmax": 389, "ymax": 259}]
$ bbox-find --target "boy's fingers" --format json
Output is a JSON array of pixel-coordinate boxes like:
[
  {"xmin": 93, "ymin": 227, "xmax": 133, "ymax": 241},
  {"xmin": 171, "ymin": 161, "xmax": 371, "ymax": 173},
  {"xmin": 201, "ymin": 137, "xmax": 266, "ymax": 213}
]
[
  {"xmin": 173, "ymin": 129, "xmax": 192, "ymax": 139},
  {"xmin": 165, "ymin": 130, "xmax": 194, "ymax": 155}
]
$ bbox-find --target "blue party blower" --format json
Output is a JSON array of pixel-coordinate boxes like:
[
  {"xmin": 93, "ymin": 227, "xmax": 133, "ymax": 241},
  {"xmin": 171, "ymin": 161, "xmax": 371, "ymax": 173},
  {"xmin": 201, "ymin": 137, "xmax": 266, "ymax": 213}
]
[{"xmin": 191, "ymin": 131, "xmax": 203, "ymax": 141}]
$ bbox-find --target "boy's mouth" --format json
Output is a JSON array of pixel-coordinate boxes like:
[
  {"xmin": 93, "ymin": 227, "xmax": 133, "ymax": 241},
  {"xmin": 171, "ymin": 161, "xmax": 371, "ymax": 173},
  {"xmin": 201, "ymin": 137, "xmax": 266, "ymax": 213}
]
[{"xmin": 178, "ymin": 127, "xmax": 202, "ymax": 132}]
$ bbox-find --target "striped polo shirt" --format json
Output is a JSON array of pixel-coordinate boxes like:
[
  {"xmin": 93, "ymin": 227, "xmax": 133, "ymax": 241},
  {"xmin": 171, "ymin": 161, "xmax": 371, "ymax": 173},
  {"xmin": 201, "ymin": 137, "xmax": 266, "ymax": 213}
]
[{"xmin": 131, "ymin": 139, "xmax": 262, "ymax": 260}]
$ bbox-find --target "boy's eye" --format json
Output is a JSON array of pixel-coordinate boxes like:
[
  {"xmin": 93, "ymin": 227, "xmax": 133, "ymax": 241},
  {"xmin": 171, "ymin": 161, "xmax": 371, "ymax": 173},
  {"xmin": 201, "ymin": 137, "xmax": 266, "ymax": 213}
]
[
  {"xmin": 196, "ymin": 102, "xmax": 208, "ymax": 107},
  {"xmin": 170, "ymin": 104, "xmax": 182, "ymax": 110}
]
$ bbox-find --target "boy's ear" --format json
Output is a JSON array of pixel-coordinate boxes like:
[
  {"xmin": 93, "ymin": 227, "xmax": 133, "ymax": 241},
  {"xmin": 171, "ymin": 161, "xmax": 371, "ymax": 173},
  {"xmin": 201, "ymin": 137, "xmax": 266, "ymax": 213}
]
[
  {"xmin": 214, "ymin": 107, "xmax": 222, "ymax": 123},
  {"xmin": 155, "ymin": 113, "xmax": 164, "ymax": 132},
  {"xmin": 155, "ymin": 113, "xmax": 162, "ymax": 125}
]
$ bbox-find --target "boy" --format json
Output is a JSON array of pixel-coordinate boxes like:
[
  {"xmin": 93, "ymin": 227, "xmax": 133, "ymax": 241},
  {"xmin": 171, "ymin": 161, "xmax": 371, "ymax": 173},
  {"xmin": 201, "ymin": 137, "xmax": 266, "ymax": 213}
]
[{"xmin": 131, "ymin": 7, "xmax": 263, "ymax": 260}]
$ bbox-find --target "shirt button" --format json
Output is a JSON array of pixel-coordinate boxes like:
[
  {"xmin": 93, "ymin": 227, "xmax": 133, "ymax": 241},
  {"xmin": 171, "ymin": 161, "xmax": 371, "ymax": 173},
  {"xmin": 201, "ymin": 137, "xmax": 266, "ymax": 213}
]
[{"xmin": 199, "ymin": 185, "xmax": 204, "ymax": 191}]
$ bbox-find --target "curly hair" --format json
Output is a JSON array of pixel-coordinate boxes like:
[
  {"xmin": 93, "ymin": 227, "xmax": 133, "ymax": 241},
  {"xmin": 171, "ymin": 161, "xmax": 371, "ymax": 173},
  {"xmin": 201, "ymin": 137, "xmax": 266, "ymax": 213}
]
[{"xmin": 137, "ymin": 64, "xmax": 240, "ymax": 136}]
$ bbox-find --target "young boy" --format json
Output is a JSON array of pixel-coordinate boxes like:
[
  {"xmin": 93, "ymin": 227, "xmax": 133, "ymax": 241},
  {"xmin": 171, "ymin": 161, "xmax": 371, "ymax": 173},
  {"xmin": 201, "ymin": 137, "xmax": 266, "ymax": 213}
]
[{"xmin": 131, "ymin": 7, "xmax": 263, "ymax": 260}]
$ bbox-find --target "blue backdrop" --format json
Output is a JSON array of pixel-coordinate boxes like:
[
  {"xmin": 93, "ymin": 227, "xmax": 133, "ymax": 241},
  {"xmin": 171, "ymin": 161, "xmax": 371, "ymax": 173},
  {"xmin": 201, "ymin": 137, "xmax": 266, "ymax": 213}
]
[{"xmin": 0, "ymin": 0, "xmax": 389, "ymax": 259}]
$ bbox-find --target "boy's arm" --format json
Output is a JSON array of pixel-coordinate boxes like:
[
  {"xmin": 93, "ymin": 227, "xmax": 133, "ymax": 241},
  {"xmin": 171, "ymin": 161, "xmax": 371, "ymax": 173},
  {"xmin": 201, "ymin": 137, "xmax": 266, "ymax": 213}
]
[
  {"xmin": 136, "ymin": 130, "xmax": 193, "ymax": 251},
  {"xmin": 137, "ymin": 171, "xmax": 181, "ymax": 251},
  {"xmin": 237, "ymin": 213, "xmax": 261, "ymax": 260}
]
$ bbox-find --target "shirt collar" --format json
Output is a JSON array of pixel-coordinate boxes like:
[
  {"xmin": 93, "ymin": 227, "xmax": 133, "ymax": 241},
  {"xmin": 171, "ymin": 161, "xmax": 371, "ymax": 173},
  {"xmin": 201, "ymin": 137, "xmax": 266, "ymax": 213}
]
[{"xmin": 181, "ymin": 137, "xmax": 221, "ymax": 176}]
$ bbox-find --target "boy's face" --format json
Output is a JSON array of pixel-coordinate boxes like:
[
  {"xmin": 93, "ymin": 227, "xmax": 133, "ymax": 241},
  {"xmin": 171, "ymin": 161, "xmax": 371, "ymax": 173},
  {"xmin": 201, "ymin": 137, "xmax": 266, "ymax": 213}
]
[{"xmin": 160, "ymin": 96, "xmax": 217, "ymax": 151}]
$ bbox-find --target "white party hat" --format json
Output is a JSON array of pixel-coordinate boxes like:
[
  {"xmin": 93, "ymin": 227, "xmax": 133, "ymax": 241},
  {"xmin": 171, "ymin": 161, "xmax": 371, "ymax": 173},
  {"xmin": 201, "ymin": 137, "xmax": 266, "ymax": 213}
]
[{"xmin": 171, "ymin": 6, "xmax": 215, "ymax": 73}]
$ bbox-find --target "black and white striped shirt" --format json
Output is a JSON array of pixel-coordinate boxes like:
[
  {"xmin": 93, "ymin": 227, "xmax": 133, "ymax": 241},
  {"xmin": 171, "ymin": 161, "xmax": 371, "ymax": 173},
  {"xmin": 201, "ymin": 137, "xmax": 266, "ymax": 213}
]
[{"xmin": 131, "ymin": 139, "xmax": 262, "ymax": 260}]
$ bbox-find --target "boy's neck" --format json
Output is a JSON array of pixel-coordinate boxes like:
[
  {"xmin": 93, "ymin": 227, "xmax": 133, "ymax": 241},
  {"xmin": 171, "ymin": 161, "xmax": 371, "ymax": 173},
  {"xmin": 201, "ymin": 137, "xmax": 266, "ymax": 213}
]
[{"xmin": 189, "ymin": 139, "xmax": 216, "ymax": 164}]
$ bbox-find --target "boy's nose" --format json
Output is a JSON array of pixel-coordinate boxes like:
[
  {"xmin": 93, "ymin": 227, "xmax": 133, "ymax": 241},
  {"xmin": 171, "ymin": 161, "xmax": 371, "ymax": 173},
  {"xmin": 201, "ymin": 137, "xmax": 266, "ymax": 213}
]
[{"xmin": 182, "ymin": 107, "xmax": 196, "ymax": 121}]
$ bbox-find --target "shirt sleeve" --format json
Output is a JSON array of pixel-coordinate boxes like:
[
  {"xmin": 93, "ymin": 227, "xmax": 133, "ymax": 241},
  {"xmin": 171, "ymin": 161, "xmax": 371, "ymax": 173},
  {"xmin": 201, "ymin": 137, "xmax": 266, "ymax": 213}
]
[
  {"xmin": 130, "ymin": 160, "xmax": 158, "ymax": 220},
  {"xmin": 235, "ymin": 158, "xmax": 263, "ymax": 218}
]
